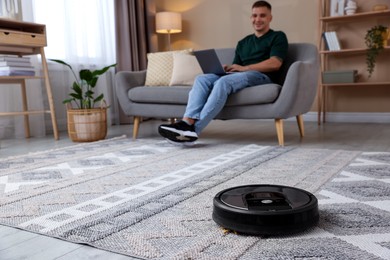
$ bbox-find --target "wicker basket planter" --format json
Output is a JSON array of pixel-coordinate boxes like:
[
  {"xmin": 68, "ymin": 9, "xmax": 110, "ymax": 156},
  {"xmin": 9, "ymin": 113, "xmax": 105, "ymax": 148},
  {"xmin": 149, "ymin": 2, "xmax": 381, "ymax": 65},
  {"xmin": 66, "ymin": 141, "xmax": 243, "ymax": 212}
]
[
  {"xmin": 48, "ymin": 59, "xmax": 115, "ymax": 142},
  {"xmin": 67, "ymin": 106, "xmax": 107, "ymax": 142}
]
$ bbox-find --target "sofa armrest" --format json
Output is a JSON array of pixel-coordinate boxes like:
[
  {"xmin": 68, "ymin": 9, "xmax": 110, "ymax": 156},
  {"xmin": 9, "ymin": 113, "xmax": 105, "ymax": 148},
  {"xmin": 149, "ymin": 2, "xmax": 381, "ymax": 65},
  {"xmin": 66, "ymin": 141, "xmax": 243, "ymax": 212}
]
[
  {"xmin": 273, "ymin": 59, "xmax": 319, "ymax": 118},
  {"xmin": 115, "ymin": 70, "xmax": 147, "ymax": 115},
  {"xmin": 115, "ymin": 70, "xmax": 147, "ymax": 93}
]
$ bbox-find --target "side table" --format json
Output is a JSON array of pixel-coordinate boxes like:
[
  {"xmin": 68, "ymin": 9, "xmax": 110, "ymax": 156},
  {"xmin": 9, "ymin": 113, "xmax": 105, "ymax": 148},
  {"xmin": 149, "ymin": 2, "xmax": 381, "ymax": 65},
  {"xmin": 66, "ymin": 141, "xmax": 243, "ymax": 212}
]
[{"xmin": 0, "ymin": 18, "xmax": 58, "ymax": 140}]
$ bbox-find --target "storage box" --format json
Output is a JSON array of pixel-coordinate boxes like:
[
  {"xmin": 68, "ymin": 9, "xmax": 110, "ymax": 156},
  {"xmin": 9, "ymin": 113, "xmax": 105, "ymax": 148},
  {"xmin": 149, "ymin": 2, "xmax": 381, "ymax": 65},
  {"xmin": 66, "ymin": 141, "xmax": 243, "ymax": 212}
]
[{"xmin": 322, "ymin": 70, "xmax": 357, "ymax": 84}]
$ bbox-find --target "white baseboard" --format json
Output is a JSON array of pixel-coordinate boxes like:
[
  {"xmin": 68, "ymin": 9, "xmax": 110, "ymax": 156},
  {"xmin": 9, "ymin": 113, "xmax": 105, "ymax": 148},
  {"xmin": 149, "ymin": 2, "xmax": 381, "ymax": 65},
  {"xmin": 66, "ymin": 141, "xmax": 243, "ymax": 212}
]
[{"xmin": 301, "ymin": 112, "xmax": 390, "ymax": 123}]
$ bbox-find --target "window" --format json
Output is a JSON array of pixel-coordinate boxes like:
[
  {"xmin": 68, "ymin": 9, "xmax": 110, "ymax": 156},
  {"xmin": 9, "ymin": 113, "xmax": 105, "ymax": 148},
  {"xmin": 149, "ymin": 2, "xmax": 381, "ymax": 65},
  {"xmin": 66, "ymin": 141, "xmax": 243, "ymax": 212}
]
[{"xmin": 32, "ymin": 0, "xmax": 116, "ymax": 65}]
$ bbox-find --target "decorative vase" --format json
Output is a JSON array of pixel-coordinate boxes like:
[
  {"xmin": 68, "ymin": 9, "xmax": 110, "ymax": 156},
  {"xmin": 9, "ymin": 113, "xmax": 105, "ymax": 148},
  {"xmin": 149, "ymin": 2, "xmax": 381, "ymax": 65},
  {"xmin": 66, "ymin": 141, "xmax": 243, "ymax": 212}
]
[
  {"xmin": 372, "ymin": 4, "xmax": 388, "ymax": 11},
  {"xmin": 345, "ymin": 0, "xmax": 357, "ymax": 15},
  {"xmin": 0, "ymin": 0, "xmax": 23, "ymax": 20}
]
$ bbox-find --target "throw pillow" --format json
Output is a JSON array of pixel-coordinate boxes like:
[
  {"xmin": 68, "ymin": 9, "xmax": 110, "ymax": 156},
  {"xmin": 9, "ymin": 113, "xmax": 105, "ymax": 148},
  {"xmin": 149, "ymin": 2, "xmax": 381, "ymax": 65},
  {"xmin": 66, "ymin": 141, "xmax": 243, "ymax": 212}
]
[
  {"xmin": 145, "ymin": 49, "xmax": 192, "ymax": 86},
  {"xmin": 169, "ymin": 52, "xmax": 203, "ymax": 86}
]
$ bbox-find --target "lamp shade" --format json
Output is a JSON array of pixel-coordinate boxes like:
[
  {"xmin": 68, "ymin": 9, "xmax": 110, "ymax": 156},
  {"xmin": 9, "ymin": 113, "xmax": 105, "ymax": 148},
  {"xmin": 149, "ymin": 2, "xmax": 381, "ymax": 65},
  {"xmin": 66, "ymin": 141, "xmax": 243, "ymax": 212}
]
[{"xmin": 156, "ymin": 12, "xmax": 182, "ymax": 34}]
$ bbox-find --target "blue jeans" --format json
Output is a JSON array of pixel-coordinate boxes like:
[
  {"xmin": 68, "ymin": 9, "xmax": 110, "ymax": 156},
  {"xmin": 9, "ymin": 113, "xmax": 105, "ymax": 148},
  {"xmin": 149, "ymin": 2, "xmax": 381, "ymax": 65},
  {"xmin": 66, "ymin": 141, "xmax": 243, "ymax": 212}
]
[{"xmin": 184, "ymin": 71, "xmax": 272, "ymax": 134}]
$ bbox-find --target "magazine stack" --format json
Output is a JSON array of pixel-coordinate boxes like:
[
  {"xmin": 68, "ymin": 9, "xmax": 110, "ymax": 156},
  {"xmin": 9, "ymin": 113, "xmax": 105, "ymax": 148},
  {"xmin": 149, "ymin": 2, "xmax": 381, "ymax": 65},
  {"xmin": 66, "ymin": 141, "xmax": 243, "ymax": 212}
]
[{"xmin": 0, "ymin": 56, "xmax": 35, "ymax": 76}]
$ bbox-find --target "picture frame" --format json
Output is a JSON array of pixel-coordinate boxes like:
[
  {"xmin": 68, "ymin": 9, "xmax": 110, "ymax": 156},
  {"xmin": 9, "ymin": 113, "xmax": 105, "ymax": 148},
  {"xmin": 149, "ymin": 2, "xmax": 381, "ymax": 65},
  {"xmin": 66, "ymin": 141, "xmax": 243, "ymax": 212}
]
[
  {"xmin": 330, "ymin": 0, "xmax": 338, "ymax": 16},
  {"xmin": 330, "ymin": 0, "xmax": 345, "ymax": 16},
  {"xmin": 338, "ymin": 0, "xmax": 346, "ymax": 16}
]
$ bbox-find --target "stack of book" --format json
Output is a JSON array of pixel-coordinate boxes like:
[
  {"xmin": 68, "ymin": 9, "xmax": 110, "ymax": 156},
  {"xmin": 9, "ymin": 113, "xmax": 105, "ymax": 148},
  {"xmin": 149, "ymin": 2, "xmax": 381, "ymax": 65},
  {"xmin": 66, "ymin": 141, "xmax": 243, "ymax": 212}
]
[
  {"xmin": 0, "ymin": 56, "xmax": 35, "ymax": 76},
  {"xmin": 322, "ymin": 31, "xmax": 341, "ymax": 51}
]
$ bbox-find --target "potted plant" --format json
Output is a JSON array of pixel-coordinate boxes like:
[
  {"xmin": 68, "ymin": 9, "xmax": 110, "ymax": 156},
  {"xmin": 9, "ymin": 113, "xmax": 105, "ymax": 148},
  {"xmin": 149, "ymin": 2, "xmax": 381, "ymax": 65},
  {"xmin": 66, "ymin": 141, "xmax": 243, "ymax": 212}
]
[
  {"xmin": 365, "ymin": 25, "xmax": 388, "ymax": 78},
  {"xmin": 50, "ymin": 59, "xmax": 116, "ymax": 142}
]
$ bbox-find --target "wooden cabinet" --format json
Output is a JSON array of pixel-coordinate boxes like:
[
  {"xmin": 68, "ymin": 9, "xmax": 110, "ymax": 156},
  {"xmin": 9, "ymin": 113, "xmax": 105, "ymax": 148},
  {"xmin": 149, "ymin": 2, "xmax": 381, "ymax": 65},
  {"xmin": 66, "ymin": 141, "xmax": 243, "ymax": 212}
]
[
  {"xmin": 0, "ymin": 18, "xmax": 58, "ymax": 140},
  {"xmin": 317, "ymin": 0, "xmax": 390, "ymax": 123}
]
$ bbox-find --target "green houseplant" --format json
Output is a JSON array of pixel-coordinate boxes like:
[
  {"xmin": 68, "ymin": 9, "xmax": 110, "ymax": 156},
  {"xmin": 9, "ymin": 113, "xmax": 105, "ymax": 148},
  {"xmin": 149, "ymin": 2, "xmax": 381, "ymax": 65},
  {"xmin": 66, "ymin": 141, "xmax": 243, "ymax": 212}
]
[
  {"xmin": 50, "ymin": 59, "xmax": 116, "ymax": 142},
  {"xmin": 365, "ymin": 25, "xmax": 388, "ymax": 78},
  {"xmin": 50, "ymin": 59, "xmax": 116, "ymax": 109}
]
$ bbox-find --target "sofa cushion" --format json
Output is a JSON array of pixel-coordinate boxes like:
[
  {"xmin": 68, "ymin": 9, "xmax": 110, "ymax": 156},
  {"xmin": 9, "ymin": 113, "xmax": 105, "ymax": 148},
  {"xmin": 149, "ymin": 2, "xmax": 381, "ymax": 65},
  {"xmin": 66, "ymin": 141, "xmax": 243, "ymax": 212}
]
[
  {"xmin": 169, "ymin": 52, "xmax": 203, "ymax": 86},
  {"xmin": 129, "ymin": 86, "xmax": 191, "ymax": 104},
  {"xmin": 226, "ymin": 83, "xmax": 281, "ymax": 106},
  {"xmin": 129, "ymin": 83, "xmax": 281, "ymax": 106},
  {"xmin": 144, "ymin": 49, "xmax": 192, "ymax": 86}
]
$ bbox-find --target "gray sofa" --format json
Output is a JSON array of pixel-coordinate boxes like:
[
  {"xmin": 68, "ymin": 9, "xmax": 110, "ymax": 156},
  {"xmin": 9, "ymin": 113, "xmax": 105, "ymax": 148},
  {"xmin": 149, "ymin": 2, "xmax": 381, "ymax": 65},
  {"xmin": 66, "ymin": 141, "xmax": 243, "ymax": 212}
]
[{"xmin": 115, "ymin": 43, "xmax": 319, "ymax": 146}]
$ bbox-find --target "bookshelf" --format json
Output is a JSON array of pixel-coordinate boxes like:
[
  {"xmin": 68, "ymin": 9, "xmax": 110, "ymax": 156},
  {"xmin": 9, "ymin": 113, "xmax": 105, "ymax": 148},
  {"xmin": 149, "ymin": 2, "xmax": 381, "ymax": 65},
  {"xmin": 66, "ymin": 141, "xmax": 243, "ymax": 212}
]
[
  {"xmin": 317, "ymin": 0, "xmax": 390, "ymax": 123},
  {"xmin": 0, "ymin": 18, "xmax": 59, "ymax": 140}
]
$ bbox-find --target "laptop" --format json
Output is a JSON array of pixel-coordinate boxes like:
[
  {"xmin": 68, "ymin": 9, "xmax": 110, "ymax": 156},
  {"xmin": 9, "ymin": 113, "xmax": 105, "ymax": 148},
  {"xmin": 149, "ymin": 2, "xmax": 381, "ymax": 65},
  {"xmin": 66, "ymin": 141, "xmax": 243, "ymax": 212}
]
[{"xmin": 193, "ymin": 49, "xmax": 228, "ymax": 75}]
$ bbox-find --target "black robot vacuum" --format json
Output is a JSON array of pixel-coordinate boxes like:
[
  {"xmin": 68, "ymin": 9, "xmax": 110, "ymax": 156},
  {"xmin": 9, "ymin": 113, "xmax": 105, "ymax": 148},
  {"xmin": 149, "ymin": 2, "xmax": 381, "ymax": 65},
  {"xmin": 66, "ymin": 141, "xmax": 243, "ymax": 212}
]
[{"xmin": 212, "ymin": 184, "xmax": 319, "ymax": 236}]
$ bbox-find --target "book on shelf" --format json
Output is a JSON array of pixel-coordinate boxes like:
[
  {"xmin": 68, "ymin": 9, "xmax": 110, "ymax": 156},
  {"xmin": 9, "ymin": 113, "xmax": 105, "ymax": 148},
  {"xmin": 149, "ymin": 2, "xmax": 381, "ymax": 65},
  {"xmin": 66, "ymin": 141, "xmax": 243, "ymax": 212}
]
[
  {"xmin": 323, "ymin": 31, "xmax": 341, "ymax": 51},
  {"xmin": 0, "ymin": 66, "xmax": 35, "ymax": 71},
  {"xmin": 0, "ymin": 66, "xmax": 36, "ymax": 76},
  {"xmin": 322, "ymin": 32, "xmax": 330, "ymax": 50},
  {"xmin": 330, "ymin": 31, "xmax": 341, "ymax": 50},
  {"xmin": 0, "ymin": 70, "xmax": 35, "ymax": 76},
  {"xmin": 323, "ymin": 32, "xmax": 334, "ymax": 50},
  {"xmin": 0, "ymin": 56, "xmax": 31, "ymax": 63},
  {"xmin": 0, "ymin": 61, "xmax": 33, "ymax": 67},
  {"xmin": 0, "ymin": 55, "xmax": 34, "ymax": 76}
]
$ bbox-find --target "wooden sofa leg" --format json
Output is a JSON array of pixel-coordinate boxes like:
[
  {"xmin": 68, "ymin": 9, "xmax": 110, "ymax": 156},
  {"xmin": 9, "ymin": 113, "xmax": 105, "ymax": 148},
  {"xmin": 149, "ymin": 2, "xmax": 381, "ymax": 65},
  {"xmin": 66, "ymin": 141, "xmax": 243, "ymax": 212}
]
[
  {"xmin": 296, "ymin": 115, "xmax": 305, "ymax": 137},
  {"xmin": 274, "ymin": 119, "xmax": 284, "ymax": 146},
  {"xmin": 132, "ymin": 116, "xmax": 141, "ymax": 140}
]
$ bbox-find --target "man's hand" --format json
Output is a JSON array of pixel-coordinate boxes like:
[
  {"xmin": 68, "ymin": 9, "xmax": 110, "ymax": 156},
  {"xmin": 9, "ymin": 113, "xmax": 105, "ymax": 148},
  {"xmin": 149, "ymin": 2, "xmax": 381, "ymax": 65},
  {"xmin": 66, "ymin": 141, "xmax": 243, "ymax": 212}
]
[
  {"xmin": 224, "ymin": 56, "xmax": 283, "ymax": 73},
  {"xmin": 224, "ymin": 64, "xmax": 246, "ymax": 72}
]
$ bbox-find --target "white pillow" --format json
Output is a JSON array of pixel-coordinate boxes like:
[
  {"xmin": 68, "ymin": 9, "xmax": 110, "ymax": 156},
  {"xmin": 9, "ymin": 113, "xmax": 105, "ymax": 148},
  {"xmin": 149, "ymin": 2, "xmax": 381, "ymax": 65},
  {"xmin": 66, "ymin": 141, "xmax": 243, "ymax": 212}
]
[
  {"xmin": 145, "ymin": 49, "xmax": 192, "ymax": 86},
  {"xmin": 169, "ymin": 52, "xmax": 203, "ymax": 86}
]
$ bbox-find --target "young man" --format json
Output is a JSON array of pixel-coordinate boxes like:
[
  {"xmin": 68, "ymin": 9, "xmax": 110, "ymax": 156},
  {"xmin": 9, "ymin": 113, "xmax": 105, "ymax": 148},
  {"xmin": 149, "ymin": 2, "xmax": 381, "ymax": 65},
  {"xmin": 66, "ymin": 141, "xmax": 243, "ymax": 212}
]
[{"xmin": 158, "ymin": 0, "xmax": 288, "ymax": 144}]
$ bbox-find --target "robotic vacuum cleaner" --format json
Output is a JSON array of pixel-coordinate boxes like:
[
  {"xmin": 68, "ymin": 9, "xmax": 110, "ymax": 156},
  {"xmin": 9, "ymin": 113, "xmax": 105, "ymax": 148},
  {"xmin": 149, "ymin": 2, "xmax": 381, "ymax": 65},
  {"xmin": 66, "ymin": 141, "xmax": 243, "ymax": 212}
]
[{"xmin": 212, "ymin": 184, "xmax": 319, "ymax": 236}]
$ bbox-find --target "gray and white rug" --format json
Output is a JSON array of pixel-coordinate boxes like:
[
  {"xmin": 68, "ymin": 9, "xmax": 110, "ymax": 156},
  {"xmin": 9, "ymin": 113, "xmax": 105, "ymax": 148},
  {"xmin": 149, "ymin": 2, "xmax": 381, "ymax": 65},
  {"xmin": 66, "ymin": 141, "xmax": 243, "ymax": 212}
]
[{"xmin": 0, "ymin": 136, "xmax": 389, "ymax": 259}]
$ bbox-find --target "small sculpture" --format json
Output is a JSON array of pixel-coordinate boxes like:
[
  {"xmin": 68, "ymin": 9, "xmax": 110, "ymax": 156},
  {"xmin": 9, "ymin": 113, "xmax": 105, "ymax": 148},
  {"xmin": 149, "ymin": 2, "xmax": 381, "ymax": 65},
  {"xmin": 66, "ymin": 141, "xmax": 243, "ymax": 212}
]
[
  {"xmin": 345, "ymin": 0, "xmax": 357, "ymax": 15},
  {"xmin": 372, "ymin": 4, "xmax": 388, "ymax": 11}
]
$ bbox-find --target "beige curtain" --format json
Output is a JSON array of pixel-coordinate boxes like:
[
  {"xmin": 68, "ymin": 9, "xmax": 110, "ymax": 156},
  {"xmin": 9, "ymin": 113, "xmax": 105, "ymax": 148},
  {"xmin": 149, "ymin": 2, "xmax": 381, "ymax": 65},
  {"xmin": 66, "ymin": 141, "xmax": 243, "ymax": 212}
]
[
  {"xmin": 114, "ymin": 0, "xmax": 156, "ymax": 123},
  {"xmin": 114, "ymin": 0, "xmax": 156, "ymax": 71}
]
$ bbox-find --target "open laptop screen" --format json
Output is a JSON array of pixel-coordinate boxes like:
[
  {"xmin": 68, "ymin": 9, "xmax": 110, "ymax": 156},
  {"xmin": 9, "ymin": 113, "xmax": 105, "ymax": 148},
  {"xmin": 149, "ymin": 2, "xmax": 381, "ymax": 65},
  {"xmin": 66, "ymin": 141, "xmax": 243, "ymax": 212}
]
[{"xmin": 193, "ymin": 49, "xmax": 227, "ymax": 75}]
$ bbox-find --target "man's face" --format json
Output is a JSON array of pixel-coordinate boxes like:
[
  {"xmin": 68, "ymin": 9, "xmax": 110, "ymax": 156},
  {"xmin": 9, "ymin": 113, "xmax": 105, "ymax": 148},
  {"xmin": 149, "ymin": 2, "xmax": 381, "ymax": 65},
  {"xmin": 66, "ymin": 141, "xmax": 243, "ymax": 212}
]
[{"xmin": 251, "ymin": 7, "xmax": 272, "ymax": 36}]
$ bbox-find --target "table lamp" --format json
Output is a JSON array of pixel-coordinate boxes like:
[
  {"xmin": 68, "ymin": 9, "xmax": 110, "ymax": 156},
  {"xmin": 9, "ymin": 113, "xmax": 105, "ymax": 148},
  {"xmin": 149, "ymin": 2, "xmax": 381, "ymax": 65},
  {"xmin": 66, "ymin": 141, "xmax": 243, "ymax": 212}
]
[{"xmin": 156, "ymin": 12, "xmax": 182, "ymax": 51}]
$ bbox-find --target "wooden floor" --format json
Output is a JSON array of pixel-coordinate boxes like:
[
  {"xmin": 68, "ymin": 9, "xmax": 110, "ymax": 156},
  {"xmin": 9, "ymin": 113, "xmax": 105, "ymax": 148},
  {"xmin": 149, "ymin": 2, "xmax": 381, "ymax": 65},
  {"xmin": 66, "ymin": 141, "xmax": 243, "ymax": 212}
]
[{"xmin": 1, "ymin": 119, "xmax": 390, "ymax": 259}]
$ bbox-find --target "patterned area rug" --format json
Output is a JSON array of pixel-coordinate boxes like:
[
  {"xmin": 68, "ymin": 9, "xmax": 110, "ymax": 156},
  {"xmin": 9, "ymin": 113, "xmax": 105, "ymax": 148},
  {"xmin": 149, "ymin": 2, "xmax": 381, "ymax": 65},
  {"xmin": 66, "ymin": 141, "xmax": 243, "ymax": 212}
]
[{"xmin": 0, "ymin": 136, "xmax": 389, "ymax": 259}]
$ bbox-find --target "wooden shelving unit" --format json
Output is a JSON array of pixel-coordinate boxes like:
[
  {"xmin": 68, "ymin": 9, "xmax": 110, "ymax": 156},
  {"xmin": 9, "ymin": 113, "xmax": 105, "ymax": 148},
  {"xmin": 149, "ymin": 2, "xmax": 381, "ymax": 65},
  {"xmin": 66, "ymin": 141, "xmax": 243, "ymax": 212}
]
[
  {"xmin": 317, "ymin": 1, "xmax": 390, "ymax": 123},
  {"xmin": 0, "ymin": 18, "xmax": 58, "ymax": 140},
  {"xmin": 320, "ymin": 46, "xmax": 390, "ymax": 55},
  {"xmin": 320, "ymin": 9, "xmax": 390, "ymax": 22}
]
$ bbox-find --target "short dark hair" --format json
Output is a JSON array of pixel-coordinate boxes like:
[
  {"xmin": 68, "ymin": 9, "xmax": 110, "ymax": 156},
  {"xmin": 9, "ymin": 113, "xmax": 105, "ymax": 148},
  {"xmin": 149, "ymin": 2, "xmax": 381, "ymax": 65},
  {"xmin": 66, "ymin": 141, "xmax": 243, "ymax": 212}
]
[{"xmin": 252, "ymin": 1, "xmax": 272, "ymax": 10}]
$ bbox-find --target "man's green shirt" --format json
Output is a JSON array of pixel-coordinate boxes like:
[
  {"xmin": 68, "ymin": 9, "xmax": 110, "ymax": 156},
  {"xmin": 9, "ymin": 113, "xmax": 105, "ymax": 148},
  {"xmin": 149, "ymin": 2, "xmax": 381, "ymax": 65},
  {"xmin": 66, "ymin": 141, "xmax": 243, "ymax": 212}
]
[{"xmin": 233, "ymin": 29, "xmax": 288, "ymax": 78}]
